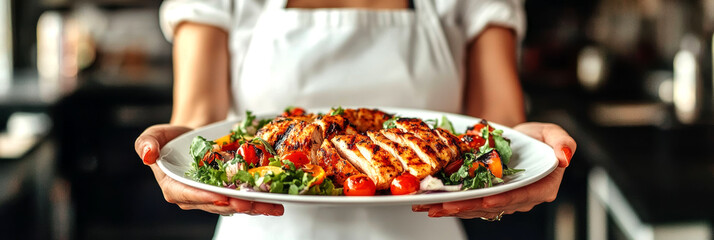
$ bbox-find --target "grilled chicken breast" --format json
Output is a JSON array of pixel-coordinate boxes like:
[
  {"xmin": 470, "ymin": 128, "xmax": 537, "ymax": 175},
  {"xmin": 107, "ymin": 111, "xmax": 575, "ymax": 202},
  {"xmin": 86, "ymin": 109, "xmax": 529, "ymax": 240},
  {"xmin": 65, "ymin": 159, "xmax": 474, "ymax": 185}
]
[
  {"xmin": 394, "ymin": 118, "xmax": 454, "ymax": 167},
  {"xmin": 315, "ymin": 139, "xmax": 361, "ymax": 186},
  {"xmin": 353, "ymin": 134, "xmax": 404, "ymax": 176},
  {"xmin": 380, "ymin": 128, "xmax": 441, "ymax": 170},
  {"xmin": 313, "ymin": 114, "xmax": 358, "ymax": 140},
  {"xmin": 271, "ymin": 121, "xmax": 323, "ymax": 161},
  {"xmin": 433, "ymin": 128, "xmax": 463, "ymax": 158},
  {"xmin": 366, "ymin": 131, "xmax": 433, "ymax": 179},
  {"xmin": 255, "ymin": 118, "xmax": 297, "ymax": 147},
  {"xmin": 337, "ymin": 108, "xmax": 393, "ymax": 132},
  {"xmin": 331, "ymin": 134, "xmax": 398, "ymax": 189}
]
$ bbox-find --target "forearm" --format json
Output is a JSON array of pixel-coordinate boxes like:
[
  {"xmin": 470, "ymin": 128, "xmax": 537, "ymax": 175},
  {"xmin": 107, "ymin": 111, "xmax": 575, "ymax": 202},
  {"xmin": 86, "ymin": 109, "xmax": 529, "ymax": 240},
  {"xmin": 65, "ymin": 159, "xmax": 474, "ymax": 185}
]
[
  {"xmin": 170, "ymin": 22, "xmax": 231, "ymax": 128},
  {"xmin": 463, "ymin": 26, "xmax": 525, "ymax": 127}
]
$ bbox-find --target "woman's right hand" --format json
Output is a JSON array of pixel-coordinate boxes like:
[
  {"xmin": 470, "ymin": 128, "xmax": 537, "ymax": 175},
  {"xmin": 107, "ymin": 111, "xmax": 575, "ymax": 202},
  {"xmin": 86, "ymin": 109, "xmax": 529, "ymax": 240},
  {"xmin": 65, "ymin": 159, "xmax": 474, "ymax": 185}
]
[{"xmin": 135, "ymin": 124, "xmax": 284, "ymax": 216}]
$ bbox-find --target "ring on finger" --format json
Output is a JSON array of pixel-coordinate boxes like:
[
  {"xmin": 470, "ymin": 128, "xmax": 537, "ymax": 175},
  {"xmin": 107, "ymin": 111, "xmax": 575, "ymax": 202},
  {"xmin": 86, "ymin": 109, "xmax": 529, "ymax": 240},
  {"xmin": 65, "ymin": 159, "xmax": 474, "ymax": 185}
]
[{"xmin": 480, "ymin": 211, "xmax": 505, "ymax": 222}]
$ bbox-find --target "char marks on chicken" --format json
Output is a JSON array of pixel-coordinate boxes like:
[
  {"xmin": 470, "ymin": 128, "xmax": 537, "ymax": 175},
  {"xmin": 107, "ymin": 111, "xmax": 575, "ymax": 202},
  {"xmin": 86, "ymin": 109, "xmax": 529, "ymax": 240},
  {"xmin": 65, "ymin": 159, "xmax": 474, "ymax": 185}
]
[
  {"xmin": 393, "ymin": 118, "xmax": 454, "ymax": 168},
  {"xmin": 366, "ymin": 131, "xmax": 433, "ymax": 179},
  {"xmin": 331, "ymin": 134, "xmax": 398, "ymax": 189},
  {"xmin": 315, "ymin": 139, "xmax": 361, "ymax": 187}
]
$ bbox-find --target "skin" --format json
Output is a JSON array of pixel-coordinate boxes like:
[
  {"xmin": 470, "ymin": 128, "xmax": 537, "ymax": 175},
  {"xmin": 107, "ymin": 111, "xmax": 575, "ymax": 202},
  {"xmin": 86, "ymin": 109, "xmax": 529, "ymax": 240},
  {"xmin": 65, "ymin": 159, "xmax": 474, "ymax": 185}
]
[{"xmin": 136, "ymin": 4, "xmax": 575, "ymax": 219}]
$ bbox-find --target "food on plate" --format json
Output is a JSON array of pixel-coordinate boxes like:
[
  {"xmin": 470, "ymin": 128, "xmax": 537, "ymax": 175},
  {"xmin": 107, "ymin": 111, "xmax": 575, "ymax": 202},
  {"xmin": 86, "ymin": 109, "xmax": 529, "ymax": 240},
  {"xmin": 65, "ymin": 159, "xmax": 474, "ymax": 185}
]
[{"xmin": 186, "ymin": 107, "xmax": 523, "ymax": 196}]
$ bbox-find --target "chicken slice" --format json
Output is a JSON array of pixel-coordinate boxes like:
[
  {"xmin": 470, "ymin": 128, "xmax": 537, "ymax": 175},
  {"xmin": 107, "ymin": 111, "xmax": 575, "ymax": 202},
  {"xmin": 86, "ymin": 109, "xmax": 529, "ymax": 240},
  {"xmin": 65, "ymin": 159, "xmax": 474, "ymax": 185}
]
[
  {"xmin": 433, "ymin": 128, "xmax": 462, "ymax": 161},
  {"xmin": 313, "ymin": 114, "xmax": 358, "ymax": 140},
  {"xmin": 335, "ymin": 108, "xmax": 393, "ymax": 132},
  {"xmin": 353, "ymin": 134, "xmax": 403, "ymax": 177},
  {"xmin": 331, "ymin": 135, "xmax": 396, "ymax": 189},
  {"xmin": 275, "ymin": 121, "xmax": 323, "ymax": 161},
  {"xmin": 315, "ymin": 139, "xmax": 361, "ymax": 187},
  {"xmin": 380, "ymin": 128, "xmax": 441, "ymax": 170},
  {"xmin": 366, "ymin": 131, "xmax": 433, "ymax": 179},
  {"xmin": 255, "ymin": 118, "xmax": 297, "ymax": 147},
  {"xmin": 394, "ymin": 118, "xmax": 453, "ymax": 167}
]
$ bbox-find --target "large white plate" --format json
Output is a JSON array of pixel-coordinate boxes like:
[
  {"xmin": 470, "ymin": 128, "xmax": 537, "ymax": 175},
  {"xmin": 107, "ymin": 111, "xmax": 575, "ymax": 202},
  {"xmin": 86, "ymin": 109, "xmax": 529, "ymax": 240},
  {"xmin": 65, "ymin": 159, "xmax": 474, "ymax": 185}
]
[{"xmin": 157, "ymin": 107, "xmax": 558, "ymax": 206}]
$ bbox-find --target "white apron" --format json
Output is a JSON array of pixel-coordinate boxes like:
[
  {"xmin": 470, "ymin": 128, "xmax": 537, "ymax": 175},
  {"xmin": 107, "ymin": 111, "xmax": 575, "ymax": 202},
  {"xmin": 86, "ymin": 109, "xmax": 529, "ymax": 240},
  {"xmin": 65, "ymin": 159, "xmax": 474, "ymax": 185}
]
[{"xmin": 217, "ymin": 0, "xmax": 466, "ymax": 239}]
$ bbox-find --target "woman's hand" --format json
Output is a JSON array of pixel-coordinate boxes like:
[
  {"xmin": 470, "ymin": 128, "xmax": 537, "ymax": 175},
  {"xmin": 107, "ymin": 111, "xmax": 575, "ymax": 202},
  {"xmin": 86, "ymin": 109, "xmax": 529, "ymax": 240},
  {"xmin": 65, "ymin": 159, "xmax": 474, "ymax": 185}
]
[
  {"xmin": 412, "ymin": 122, "xmax": 576, "ymax": 219},
  {"xmin": 135, "ymin": 124, "xmax": 284, "ymax": 216}
]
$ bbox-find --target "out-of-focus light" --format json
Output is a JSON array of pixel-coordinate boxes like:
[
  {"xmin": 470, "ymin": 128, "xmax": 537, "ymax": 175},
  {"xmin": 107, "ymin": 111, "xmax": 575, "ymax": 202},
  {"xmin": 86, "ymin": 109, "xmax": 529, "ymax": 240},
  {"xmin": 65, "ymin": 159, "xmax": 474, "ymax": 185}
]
[
  {"xmin": 577, "ymin": 46, "xmax": 607, "ymax": 91},
  {"xmin": 658, "ymin": 79, "xmax": 673, "ymax": 103},
  {"xmin": 673, "ymin": 49, "xmax": 698, "ymax": 124}
]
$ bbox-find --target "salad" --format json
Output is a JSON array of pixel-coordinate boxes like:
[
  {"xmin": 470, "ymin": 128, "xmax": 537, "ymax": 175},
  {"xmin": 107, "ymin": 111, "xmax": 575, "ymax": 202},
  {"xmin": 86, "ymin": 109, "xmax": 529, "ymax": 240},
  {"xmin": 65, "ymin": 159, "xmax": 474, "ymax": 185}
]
[{"xmin": 187, "ymin": 107, "xmax": 523, "ymax": 196}]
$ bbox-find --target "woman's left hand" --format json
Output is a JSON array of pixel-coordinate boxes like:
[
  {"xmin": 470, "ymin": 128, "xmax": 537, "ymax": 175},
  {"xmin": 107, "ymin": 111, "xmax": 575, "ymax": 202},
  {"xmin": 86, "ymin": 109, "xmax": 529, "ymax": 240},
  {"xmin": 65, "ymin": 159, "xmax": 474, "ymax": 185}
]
[{"xmin": 412, "ymin": 122, "xmax": 576, "ymax": 219}]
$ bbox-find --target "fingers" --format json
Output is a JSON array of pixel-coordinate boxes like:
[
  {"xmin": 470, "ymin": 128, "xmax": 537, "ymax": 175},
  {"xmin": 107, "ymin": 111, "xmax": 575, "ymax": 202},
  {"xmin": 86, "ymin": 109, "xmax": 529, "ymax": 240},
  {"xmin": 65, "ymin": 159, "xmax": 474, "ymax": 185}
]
[
  {"xmin": 135, "ymin": 124, "xmax": 193, "ymax": 165},
  {"xmin": 150, "ymin": 165, "xmax": 229, "ymax": 204},
  {"xmin": 231, "ymin": 198, "xmax": 284, "ymax": 216},
  {"xmin": 514, "ymin": 122, "xmax": 577, "ymax": 167}
]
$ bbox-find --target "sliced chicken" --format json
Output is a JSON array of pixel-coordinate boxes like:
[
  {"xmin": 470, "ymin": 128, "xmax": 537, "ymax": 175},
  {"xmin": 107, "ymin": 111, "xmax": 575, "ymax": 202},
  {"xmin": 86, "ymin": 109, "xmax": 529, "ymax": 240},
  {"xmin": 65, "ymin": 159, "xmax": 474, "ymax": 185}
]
[
  {"xmin": 255, "ymin": 118, "xmax": 297, "ymax": 147},
  {"xmin": 380, "ymin": 128, "xmax": 441, "ymax": 170},
  {"xmin": 273, "ymin": 121, "xmax": 323, "ymax": 161},
  {"xmin": 335, "ymin": 108, "xmax": 393, "ymax": 132},
  {"xmin": 313, "ymin": 114, "xmax": 358, "ymax": 140},
  {"xmin": 331, "ymin": 134, "xmax": 398, "ymax": 189},
  {"xmin": 393, "ymin": 118, "xmax": 453, "ymax": 167},
  {"xmin": 315, "ymin": 139, "xmax": 361, "ymax": 186},
  {"xmin": 353, "ymin": 134, "xmax": 403, "ymax": 176},
  {"xmin": 433, "ymin": 128, "xmax": 463, "ymax": 161},
  {"xmin": 366, "ymin": 131, "xmax": 433, "ymax": 179}
]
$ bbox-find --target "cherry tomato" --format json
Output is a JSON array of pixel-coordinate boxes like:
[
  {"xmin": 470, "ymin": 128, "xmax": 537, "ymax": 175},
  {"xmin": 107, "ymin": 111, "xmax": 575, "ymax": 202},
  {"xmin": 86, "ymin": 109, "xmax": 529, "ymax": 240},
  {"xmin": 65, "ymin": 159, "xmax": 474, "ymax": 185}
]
[
  {"xmin": 238, "ymin": 143, "xmax": 259, "ymax": 165},
  {"xmin": 281, "ymin": 107, "xmax": 306, "ymax": 117},
  {"xmin": 390, "ymin": 174, "xmax": 420, "ymax": 195},
  {"xmin": 343, "ymin": 174, "xmax": 376, "ymax": 196},
  {"xmin": 302, "ymin": 164, "xmax": 326, "ymax": 186},
  {"xmin": 254, "ymin": 144, "xmax": 274, "ymax": 166},
  {"xmin": 460, "ymin": 134, "xmax": 487, "ymax": 149},
  {"xmin": 466, "ymin": 123, "xmax": 494, "ymax": 135},
  {"xmin": 220, "ymin": 141, "xmax": 240, "ymax": 151},
  {"xmin": 281, "ymin": 151, "xmax": 310, "ymax": 168},
  {"xmin": 199, "ymin": 151, "xmax": 220, "ymax": 169}
]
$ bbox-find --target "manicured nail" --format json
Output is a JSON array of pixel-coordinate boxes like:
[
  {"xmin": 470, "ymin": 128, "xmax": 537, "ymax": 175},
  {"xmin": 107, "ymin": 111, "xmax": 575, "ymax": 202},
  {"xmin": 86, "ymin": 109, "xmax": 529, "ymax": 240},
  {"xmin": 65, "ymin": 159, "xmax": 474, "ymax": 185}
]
[
  {"xmin": 562, "ymin": 147, "xmax": 572, "ymax": 166},
  {"xmin": 142, "ymin": 145, "xmax": 152, "ymax": 165},
  {"xmin": 412, "ymin": 205, "xmax": 429, "ymax": 212},
  {"xmin": 213, "ymin": 200, "xmax": 230, "ymax": 207}
]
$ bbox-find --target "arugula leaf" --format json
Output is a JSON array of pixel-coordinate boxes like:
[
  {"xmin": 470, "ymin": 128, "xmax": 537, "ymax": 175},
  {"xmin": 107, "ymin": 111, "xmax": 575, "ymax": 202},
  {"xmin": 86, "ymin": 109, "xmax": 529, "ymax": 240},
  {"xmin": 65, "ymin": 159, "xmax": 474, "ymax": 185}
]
[
  {"xmin": 330, "ymin": 106, "xmax": 345, "ymax": 116},
  {"xmin": 492, "ymin": 130, "xmax": 512, "ymax": 165},
  {"xmin": 255, "ymin": 138, "xmax": 278, "ymax": 156},
  {"xmin": 189, "ymin": 136, "xmax": 214, "ymax": 164},
  {"xmin": 382, "ymin": 117, "xmax": 400, "ymax": 129},
  {"xmin": 437, "ymin": 115, "xmax": 456, "ymax": 134}
]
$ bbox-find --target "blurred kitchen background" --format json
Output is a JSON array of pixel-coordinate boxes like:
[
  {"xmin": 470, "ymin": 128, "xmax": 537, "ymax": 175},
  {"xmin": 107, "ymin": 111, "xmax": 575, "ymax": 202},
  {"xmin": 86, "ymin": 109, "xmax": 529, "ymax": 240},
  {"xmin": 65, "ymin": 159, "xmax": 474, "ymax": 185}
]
[{"xmin": 0, "ymin": 0, "xmax": 713, "ymax": 239}]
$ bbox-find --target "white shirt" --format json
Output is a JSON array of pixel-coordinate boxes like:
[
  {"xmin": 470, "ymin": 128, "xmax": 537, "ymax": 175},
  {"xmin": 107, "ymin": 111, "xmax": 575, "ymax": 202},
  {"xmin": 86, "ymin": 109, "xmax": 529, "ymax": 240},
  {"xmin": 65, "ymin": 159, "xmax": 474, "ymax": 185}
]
[{"xmin": 159, "ymin": 1, "xmax": 524, "ymax": 239}]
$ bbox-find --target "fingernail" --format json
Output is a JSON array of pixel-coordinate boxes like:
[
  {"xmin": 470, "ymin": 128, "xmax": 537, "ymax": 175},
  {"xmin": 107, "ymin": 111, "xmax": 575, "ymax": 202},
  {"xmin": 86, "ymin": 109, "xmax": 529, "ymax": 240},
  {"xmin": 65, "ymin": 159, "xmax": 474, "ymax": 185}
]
[
  {"xmin": 412, "ymin": 205, "xmax": 428, "ymax": 212},
  {"xmin": 561, "ymin": 147, "xmax": 572, "ymax": 166},
  {"xmin": 213, "ymin": 201, "xmax": 230, "ymax": 207},
  {"xmin": 142, "ymin": 145, "xmax": 152, "ymax": 165}
]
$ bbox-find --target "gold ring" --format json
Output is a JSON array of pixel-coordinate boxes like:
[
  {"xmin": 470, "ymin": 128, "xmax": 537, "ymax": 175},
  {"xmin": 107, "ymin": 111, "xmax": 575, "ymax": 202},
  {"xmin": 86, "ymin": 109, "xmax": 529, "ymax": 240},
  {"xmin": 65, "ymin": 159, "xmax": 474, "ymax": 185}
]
[{"xmin": 480, "ymin": 211, "xmax": 504, "ymax": 222}]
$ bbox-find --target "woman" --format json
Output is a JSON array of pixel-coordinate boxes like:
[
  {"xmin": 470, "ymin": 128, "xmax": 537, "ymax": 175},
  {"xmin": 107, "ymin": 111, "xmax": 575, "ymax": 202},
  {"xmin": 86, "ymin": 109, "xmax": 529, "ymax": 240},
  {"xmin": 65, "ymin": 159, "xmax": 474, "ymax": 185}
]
[{"xmin": 136, "ymin": 0, "xmax": 576, "ymax": 239}]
